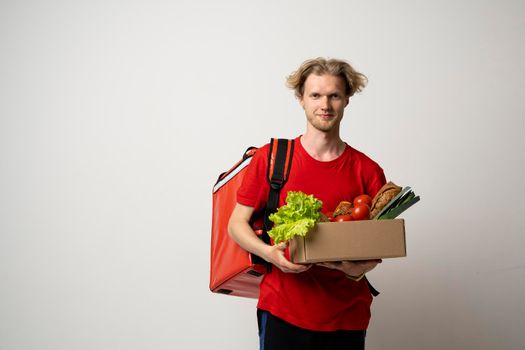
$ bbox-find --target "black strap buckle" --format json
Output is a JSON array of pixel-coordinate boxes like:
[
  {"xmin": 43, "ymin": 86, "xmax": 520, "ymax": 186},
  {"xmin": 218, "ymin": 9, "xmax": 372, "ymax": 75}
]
[{"xmin": 270, "ymin": 180, "xmax": 283, "ymax": 190}]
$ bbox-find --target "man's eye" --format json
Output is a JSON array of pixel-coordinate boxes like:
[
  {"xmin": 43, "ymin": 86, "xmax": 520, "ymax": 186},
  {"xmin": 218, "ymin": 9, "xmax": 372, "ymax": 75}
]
[
  {"xmin": 330, "ymin": 94, "xmax": 341, "ymax": 100},
  {"xmin": 311, "ymin": 93, "xmax": 320, "ymax": 98}
]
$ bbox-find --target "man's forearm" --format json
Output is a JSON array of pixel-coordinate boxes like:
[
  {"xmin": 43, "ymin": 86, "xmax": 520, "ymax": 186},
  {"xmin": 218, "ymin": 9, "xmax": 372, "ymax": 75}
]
[
  {"xmin": 228, "ymin": 218, "xmax": 270, "ymax": 261},
  {"xmin": 228, "ymin": 203, "xmax": 271, "ymax": 261},
  {"xmin": 228, "ymin": 203, "xmax": 310, "ymax": 273}
]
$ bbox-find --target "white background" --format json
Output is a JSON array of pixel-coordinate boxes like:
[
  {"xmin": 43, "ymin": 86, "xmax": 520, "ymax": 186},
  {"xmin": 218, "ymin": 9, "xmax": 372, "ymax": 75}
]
[{"xmin": 1, "ymin": 0, "xmax": 524, "ymax": 349}]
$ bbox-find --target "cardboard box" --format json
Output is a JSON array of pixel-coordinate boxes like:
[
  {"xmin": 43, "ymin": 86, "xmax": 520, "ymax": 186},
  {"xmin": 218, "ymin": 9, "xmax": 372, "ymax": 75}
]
[{"xmin": 290, "ymin": 219, "xmax": 406, "ymax": 263}]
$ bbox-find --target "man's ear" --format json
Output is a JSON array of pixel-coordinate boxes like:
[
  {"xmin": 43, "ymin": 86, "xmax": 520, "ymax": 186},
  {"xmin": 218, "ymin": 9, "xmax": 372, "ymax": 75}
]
[
  {"xmin": 298, "ymin": 95, "xmax": 305, "ymax": 109},
  {"xmin": 345, "ymin": 97, "xmax": 350, "ymax": 107}
]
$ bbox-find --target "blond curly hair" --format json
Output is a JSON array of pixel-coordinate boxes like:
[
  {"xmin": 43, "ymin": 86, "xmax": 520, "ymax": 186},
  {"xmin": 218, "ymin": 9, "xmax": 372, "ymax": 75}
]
[{"xmin": 286, "ymin": 57, "xmax": 367, "ymax": 98}]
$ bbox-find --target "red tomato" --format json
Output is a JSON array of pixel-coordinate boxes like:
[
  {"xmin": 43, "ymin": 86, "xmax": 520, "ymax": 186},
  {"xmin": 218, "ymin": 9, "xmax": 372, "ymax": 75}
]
[
  {"xmin": 324, "ymin": 211, "xmax": 335, "ymax": 222},
  {"xmin": 335, "ymin": 214, "xmax": 353, "ymax": 222},
  {"xmin": 351, "ymin": 204, "xmax": 370, "ymax": 220},
  {"xmin": 353, "ymin": 194, "xmax": 372, "ymax": 208}
]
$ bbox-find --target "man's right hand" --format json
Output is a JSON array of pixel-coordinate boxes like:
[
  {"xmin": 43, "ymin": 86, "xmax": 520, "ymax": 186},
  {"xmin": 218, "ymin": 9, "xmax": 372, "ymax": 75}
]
[
  {"xmin": 263, "ymin": 241, "xmax": 311, "ymax": 273},
  {"xmin": 229, "ymin": 203, "xmax": 310, "ymax": 274}
]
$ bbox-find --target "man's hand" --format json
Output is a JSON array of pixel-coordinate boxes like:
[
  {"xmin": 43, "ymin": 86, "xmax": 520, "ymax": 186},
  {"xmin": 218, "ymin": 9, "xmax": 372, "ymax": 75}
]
[
  {"xmin": 317, "ymin": 259, "xmax": 382, "ymax": 277},
  {"xmin": 263, "ymin": 242, "xmax": 311, "ymax": 273},
  {"xmin": 228, "ymin": 204, "xmax": 310, "ymax": 274}
]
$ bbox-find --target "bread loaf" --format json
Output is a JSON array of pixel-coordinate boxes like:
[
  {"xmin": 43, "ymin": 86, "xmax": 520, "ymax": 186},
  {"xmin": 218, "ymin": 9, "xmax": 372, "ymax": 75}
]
[{"xmin": 370, "ymin": 182, "xmax": 402, "ymax": 218}]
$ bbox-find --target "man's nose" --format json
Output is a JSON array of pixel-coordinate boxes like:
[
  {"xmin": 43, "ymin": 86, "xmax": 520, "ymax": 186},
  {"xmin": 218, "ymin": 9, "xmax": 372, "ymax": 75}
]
[{"xmin": 320, "ymin": 96, "xmax": 331, "ymax": 110}]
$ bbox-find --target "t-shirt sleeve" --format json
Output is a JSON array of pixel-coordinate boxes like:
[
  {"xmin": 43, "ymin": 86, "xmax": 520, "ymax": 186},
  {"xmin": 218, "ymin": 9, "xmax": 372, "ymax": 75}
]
[
  {"xmin": 365, "ymin": 161, "xmax": 387, "ymax": 198},
  {"xmin": 236, "ymin": 145, "xmax": 270, "ymax": 210}
]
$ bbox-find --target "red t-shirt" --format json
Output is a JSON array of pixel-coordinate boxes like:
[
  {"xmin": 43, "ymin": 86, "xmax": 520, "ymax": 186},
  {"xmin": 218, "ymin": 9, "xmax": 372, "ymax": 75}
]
[{"xmin": 237, "ymin": 136, "xmax": 386, "ymax": 331}]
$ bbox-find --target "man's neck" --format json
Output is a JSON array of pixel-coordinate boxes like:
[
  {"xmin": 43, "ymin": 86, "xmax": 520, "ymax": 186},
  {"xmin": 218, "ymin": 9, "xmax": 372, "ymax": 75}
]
[{"xmin": 300, "ymin": 130, "xmax": 346, "ymax": 162}]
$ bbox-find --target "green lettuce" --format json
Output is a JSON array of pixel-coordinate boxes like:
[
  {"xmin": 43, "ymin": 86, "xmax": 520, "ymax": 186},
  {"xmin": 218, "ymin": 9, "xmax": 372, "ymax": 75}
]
[{"xmin": 267, "ymin": 191, "xmax": 323, "ymax": 244}]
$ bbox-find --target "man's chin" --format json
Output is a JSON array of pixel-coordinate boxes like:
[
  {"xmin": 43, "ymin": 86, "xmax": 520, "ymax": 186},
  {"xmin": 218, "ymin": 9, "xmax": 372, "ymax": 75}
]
[{"xmin": 313, "ymin": 122, "xmax": 337, "ymax": 132}]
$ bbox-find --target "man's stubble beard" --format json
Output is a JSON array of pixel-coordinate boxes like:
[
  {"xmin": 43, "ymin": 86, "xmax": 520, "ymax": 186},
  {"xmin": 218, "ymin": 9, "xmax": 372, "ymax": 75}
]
[{"xmin": 306, "ymin": 114, "xmax": 342, "ymax": 133}]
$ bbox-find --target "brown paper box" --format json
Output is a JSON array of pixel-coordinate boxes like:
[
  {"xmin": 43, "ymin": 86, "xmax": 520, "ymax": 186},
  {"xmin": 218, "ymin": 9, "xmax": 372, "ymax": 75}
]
[{"xmin": 290, "ymin": 219, "xmax": 406, "ymax": 263}]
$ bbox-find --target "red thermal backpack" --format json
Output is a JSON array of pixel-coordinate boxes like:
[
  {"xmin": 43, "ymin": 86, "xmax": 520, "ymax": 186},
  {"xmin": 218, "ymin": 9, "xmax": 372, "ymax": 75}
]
[{"xmin": 209, "ymin": 138, "xmax": 294, "ymax": 298}]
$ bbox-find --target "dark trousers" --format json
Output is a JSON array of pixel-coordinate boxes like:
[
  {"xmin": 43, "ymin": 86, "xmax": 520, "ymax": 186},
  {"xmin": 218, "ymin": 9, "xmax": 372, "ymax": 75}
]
[{"xmin": 257, "ymin": 309, "xmax": 366, "ymax": 350}]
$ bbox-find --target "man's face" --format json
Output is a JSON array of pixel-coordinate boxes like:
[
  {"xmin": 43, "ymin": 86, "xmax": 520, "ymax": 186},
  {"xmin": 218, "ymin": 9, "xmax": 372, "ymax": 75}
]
[{"xmin": 299, "ymin": 74, "xmax": 349, "ymax": 133}]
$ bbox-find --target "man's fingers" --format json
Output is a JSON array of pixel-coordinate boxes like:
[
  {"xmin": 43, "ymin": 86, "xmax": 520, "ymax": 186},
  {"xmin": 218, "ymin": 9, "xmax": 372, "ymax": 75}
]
[
  {"xmin": 268, "ymin": 241, "xmax": 308, "ymax": 273},
  {"xmin": 316, "ymin": 259, "xmax": 383, "ymax": 276},
  {"xmin": 275, "ymin": 242, "xmax": 288, "ymax": 251},
  {"xmin": 317, "ymin": 262, "xmax": 340, "ymax": 269},
  {"xmin": 359, "ymin": 260, "xmax": 382, "ymax": 269},
  {"xmin": 280, "ymin": 259, "xmax": 310, "ymax": 273},
  {"xmin": 283, "ymin": 264, "xmax": 309, "ymax": 273},
  {"xmin": 358, "ymin": 259, "xmax": 382, "ymax": 265}
]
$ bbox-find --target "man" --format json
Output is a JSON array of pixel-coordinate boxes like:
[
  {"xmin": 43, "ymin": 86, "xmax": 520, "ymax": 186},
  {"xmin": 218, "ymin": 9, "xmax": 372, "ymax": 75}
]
[{"xmin": 228, "ymin": 58, "xmax": 386, "ymax": 350}]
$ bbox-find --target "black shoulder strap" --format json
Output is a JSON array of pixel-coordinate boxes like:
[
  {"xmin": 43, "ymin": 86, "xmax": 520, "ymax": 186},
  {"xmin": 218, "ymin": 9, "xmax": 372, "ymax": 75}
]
[
  {"xmin": 250, "ymin": 138, "xmax": 294, "ymax": 269},
  {"xmin": 262, "ymin": 138, "xmax": 295, "ymax": 240}
]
